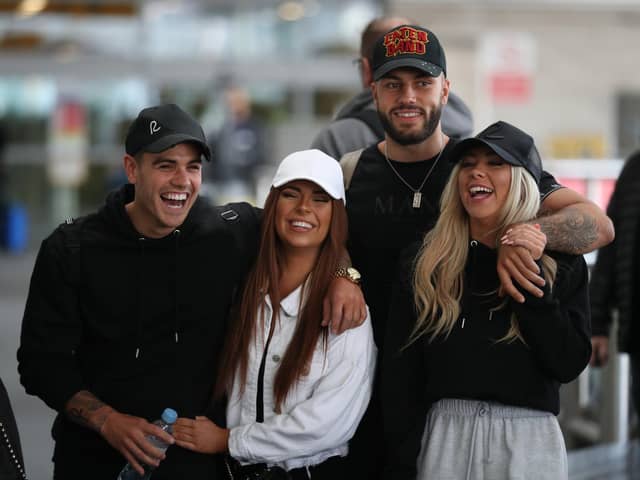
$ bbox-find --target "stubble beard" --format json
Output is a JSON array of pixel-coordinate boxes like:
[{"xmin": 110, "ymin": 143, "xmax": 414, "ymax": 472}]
[{"xmin": 378, "ymin": 102, "xmax": 443, "ymax": 146}]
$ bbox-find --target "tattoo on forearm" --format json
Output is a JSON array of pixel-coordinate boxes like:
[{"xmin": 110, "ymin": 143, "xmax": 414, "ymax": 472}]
[
  {"xmin": 537, "ymin": 206, "xmax": 599, "ymax": 254},
  {"xmin": 66, "ymin": 390, "xmax": 112, "ymax": 432}
]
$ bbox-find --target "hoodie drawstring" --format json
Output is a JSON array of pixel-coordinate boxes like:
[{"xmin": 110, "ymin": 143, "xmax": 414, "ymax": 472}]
[
  {"xmin": 173, "ymin": 229, "xmax": 181, "ymax": 344},
  {"xmin": 460, "ymin": 240, "xmax": 479, "ymax": 329},
  {"xmin": 136, "ymin": 237, "xmax": 146, "ymax": 359},
  {"xmin": 465, "ymin": 402, "xmax": 493, "ymax": 480},
  {"xmin": 134, "ymin": 229, "xmax": 182, "ymax": 359}
]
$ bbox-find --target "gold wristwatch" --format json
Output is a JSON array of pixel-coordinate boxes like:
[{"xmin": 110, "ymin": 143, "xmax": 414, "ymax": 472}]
[{"xmin": 334, "ymin": 266, "xmax": 362, "ymax": 285}]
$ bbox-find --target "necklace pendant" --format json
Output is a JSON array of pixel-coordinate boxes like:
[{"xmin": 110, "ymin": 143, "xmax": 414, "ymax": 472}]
[{"xmin": 412, "ymin": 192, "xmax": 422, "ymax": 208}]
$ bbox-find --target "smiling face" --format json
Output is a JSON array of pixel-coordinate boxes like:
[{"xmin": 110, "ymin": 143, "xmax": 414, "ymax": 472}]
[
  {"xmin": 457, "ymin": 145, "xmax": 512, "ymax": 242},
  {"xmin": 124, "ymin": 142, "xmax": 203, "ymax": 238},
  {"xmin": 372, "ymin": 67, "xmax": 449, "ymax": 146},
  {"xmin": 275, "ymin": 180, "xmax": 333, "ymax": 256}
]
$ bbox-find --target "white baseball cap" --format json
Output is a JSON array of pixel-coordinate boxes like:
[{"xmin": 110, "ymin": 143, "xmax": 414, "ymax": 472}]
[{"xmin": 271, "ymin": 149, "xmax": 346, "ymax": 203}]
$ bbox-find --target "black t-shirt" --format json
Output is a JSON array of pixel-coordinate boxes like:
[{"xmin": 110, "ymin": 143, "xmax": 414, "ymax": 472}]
[{"xmin": 346, "ymin": 141, "xmax": 562, "ymax": 346}]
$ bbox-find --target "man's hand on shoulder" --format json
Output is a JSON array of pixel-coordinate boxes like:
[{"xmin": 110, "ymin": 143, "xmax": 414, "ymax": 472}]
[{"xmin": 322, "ymin": 276, "xmax": 367, "ymax": 335}]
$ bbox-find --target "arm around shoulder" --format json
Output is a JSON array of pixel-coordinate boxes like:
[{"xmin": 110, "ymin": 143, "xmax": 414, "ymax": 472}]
[{"xmin": 538, "ymin": 187, "xmax": 614, "ymax": 254}]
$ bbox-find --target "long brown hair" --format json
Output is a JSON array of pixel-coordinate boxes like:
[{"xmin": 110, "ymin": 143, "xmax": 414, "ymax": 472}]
[{"xmin": 215, "ymin": 186, "xmax": 348, "ymax": 410}]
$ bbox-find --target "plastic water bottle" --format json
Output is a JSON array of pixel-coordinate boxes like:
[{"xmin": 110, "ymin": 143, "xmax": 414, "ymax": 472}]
[{"xmin": 116, "ymin": 408, "xmax": 178, "ymax": 480}]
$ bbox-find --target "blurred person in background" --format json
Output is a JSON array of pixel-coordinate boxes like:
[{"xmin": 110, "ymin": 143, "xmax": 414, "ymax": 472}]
[
  {"xmin": 382, "ymin": 122, "xmax": 591, "ymax": 479},
  {"xmin": 590, "ymin": 150, "xmax": 640, "ymax": 418},
  {"xmin": 340, "ymin": 23, "xmax": 613, "ymax": 478},
  {"xmin": 0, "ymin": 376, "xmax": 26, "ymax": 480},
  {"xmin": 204, "ymin": 85, "xmax": 267, "ymax": 204},
  {"xmin": 17, "ymin": 104, "xmax": 364, "ymax": 480},
  {"xmin": 310, "ymin": 15, "xmax": 474, "ymax": 160},
  {"xmin": 173, "ymin": 150, "xmax": 376, "ymax": 479}
]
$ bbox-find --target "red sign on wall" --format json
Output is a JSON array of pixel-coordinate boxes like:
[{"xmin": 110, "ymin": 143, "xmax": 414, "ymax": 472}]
[
  {"xmin": 482, "ymin": 33, "xmax": 536, "ymax": 104},
  {"xmin": 489, "ymin": 73, "xmax": 532, "ymax": 103}
]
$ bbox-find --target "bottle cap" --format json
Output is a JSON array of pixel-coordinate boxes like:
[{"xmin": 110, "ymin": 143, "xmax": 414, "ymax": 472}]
[{"xmin": 161, "ymin": 408, "xmax": 178, "ymax": 424}]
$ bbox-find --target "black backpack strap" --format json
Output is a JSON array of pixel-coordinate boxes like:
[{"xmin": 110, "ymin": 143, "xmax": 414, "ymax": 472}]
[
  {"xmin": 219, "ymin": 204, "xmax": 261, "ymax": 300},
  {"xmin": 58, "ymin": 217, "xmax": 83, "ymax": 288},
  {"xmin": 339, "ymin": 149, "xmax": 364, "ymax": 191}
]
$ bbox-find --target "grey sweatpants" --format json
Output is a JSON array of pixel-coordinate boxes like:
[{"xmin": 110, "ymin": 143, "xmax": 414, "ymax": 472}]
[{"xmin": 417, "ymin": 398, "xmax": 568, "ymax": 480}]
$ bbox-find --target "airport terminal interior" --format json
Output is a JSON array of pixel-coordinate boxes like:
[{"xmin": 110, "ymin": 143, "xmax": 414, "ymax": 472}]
[{"xmin": 1, "ymin": 0, "xmax": 640, "ymax": 478}]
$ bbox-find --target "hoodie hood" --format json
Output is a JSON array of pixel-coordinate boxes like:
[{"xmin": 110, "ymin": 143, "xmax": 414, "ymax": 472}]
[{"xmin": 335, "ymin": 90, "xmax": 377, "ymax": 120}]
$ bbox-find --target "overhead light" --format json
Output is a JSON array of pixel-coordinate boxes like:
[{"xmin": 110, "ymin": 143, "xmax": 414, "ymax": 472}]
[
  {"xmin": 277, "ymin": 1, "xmax": 305, "ymax": 22},
  {"xmin": 17, "ymin": 0, "xmax": 48, "ymax": 17}
]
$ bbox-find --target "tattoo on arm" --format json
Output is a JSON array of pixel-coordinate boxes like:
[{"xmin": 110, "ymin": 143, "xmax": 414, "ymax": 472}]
[
  {"xmin": 66, "ymin": 390, "xmax": 114, "ymax": 433},
  {"xmin": 537, "ymin": 206, "xmax": 599, "ymax": 254}
]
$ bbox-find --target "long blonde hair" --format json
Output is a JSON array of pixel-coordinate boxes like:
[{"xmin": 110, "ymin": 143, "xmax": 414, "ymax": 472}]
[{"xmin": 411, "ymin": 164, "xmax": 557, "ymax": 344}]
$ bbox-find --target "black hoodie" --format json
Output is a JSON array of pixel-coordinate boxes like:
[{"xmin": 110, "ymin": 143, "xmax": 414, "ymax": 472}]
[
  {"xmin": 18, "ymin": 184, "xmax": 260, "ymax": 479},
  {"xmin": 382, "ymin": 241, "xmax": 591, "ymax": 479}
]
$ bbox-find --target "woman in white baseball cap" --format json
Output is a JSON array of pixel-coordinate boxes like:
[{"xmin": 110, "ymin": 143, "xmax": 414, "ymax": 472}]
[{"xmin": 173, "ymin": 149, "xmax": 375, "ymax": 479}]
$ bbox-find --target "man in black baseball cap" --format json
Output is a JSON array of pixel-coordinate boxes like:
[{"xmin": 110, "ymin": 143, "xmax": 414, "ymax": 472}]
[
  {"xmin": 369, "ymin": 24, "xmax": 451, "ymax": 149},
  {"xmin": 340, "ymin": 22, "xmax": 613, "ymax": 480},
  {"xmin": 18, "ymin": 102, "xmax": 368, "ymax": 480},
  {"xmin": 19, "ymin": 103, "xmax": 240, "ymax": 479},
  {"xmin": 122, "ymin": 103, "xmax": 215, "ymax": 238}
]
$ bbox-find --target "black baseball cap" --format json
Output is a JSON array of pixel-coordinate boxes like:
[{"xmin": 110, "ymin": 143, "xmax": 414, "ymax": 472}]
[
  {"xmin": 372, "ymin": 25, "xmax": 446, "ymax": 81},
  {"xmin": 125, "ymin": 103, "xmax": 211, "ymax": 161},
  {"xmin": 450, "ymin": 121, "xmax": 542, "ymax": 184}
]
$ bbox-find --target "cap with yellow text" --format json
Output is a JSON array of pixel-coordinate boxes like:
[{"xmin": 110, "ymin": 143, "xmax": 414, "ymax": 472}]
[{"xmin": 372, "ymin": 25, "xmax": 446, "ymax": 81}]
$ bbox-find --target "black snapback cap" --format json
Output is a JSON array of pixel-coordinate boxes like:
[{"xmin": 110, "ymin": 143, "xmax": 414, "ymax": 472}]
[
  {"xmin": 125, "ymin": 103, "xmax": 211, "ymax": 161},
  {"xmin": 450, "ymin": 121, "xmax": 542, "ymax": 184},
  {"xmin": 372, "ymin": 25, "xmax": 446, "ymax": 81}
]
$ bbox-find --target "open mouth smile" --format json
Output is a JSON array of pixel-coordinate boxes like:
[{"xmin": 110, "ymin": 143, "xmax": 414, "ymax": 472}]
[
  {"xmin": 469, "ymin": 185, "xmax": 494, "ymax": 199},
  {"xmin": 161, "ymin": 192, "xmax": 189, "ymax": 209},
  {"xmin": 289, "ymin": 220, "xmax": 314, "ymax": 231}
]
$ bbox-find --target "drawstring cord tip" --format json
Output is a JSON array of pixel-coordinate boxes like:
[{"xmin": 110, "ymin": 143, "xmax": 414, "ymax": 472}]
[
  {"xmin": 175, "ymin": 332, "xmax": 179, "ymax": 343},
  {"xmin": 135, "ymin": 347, "xmax": 140, "ymax": 359},
  {"xmin": 461, "ymin": 317, "xmax": 466, "ymax": 329}
]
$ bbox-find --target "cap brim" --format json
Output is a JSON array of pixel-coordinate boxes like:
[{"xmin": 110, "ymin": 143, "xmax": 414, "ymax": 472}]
[
  {"xmin": 272, "ymin": 175, "xmax": 344, "ymax": 202},
  {"xmin": 374, "ymin": 59, "xmax": 443, "ymax": 81},
  {"xmin": 144, "ymin": 133, "xmax": 212, "ymax": 161},
  {"xmin": 450, "ymin": 138, "xmax": 525, "ymax": 169}
]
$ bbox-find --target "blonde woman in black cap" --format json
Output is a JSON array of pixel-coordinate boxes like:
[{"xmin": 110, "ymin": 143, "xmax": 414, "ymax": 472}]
[{"xmin": 382, "ymin": 121, "xmax": 591, "ymax": 480}]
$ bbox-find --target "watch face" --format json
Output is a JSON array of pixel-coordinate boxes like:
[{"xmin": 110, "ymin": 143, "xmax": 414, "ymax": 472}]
[{"xmin": 347, "ymin": 267, "xmax": 361, "ymax": 281}]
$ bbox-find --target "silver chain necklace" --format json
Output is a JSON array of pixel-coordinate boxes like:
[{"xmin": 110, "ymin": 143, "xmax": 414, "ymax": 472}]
[{"xmin": 383, "ymin": 135, "xmax": 445, "ymax": 208}]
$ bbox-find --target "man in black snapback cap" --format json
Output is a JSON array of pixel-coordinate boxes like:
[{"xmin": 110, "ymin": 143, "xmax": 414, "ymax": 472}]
[
  {"xmin": 18, "ymin": 103, "xmax": 366, "ymax": 480},
  {"xmin": 338, "ymin": 22, "xmax": 613, "ymax": 480},
  {"xmin": 18, "ymin": 103, "xmax": 248, "ymax": 479}
]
